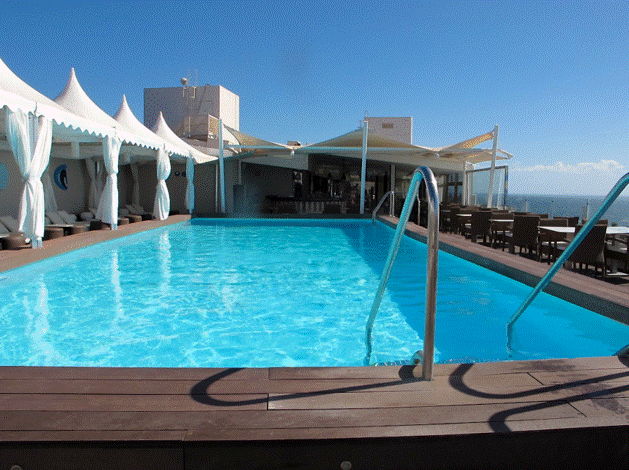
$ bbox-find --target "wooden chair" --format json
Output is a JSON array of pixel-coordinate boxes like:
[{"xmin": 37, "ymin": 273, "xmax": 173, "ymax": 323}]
[
  {"xmin": 490, "ymin": 213, "xmax": 514, "ymax": 249},
  {"xmin": 553, "ymin": 216, "xmax": 579, "ymax": 227},
  {"xmin": 605, "ymin": 235, "xmax": 629, "ymax": 276},
  {"xmin": 557, "ymin": 224, "xmax": 608, "ymax": 278},
  {"xmin": 505, "ymin": 215, "xmax": 540, "ymax": 257},
  {"xmin": 537, "ymin": 218, "xmax": 568, "ymax": 263},
  {"xmin": 462, "ymin": 210, "xmax": 492, "ymax": 244}
]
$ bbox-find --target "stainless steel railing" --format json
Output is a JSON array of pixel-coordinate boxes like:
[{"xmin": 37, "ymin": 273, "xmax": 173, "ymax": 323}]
[
  {"xmin": 372, "ymin": 190, "xmax": 396, "ymax": 223},
  {"xmin": 365, "ymin": 167, "xmax": 439, "ymax": 380},
  {"xmin": 507, "ymin": 172, "xmax": 629, "ymax": 353}
]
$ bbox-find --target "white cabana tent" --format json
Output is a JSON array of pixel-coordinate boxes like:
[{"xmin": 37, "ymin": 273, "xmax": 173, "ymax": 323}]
[
  {"xmin": 151, "ymin": 112, "xmax": 217, "ymax": 214},
  {"xmin": 53, "ymin": 68, "xmax": 172, "ymax": 227},
  {"xmin": 0, "ymin": 57, "xmax": 128, "ymax": 246},
  {"xmin": 113, "ymin": 95, "xmax": 196, "ymax": 220}
]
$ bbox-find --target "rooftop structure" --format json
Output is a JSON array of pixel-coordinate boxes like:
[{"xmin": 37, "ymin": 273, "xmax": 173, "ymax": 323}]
[
  {"xmin": 365, "ymin": 116, "xmax": 413, "ymax": 144},
  {"xmin": 144, "ymin": 84, "xmax": 239, "ymax": 139}
]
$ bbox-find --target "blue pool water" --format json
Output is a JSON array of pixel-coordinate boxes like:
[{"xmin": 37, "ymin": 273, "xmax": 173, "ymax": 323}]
[{"xmin": 0, "ymin": 218, "xmax": 627, "ymax": 368}]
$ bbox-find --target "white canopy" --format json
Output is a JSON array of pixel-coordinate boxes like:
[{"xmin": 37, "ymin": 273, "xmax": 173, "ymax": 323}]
[
  {"xmin": 113, "ymin": 95, "xmax": 185, "ymax": 159},
  {"xmin": 223, "ymin": 123, "xmax": 295, "ymax": 156},
  {"xmin": 0, "ymin": 57, "xmax": 113, "ymax": 141},
  {"xmin": 54, "ymin": 68, "xmax": 159, "ymax": 150},
  {"xmin": 151, "ymin": 112, "xmax": 216, "ymax": 164}
]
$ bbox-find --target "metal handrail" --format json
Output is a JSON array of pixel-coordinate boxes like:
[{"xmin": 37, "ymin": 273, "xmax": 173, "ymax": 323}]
[
  {"xmin": 372, "ymin": 190, "xmax": 395, "ymax": 223},
  {"xmin": 365, "ymin": 167, "xmax": 439, "ymax": 380},
  {"xmin": 507, "ymin": 172, "xmax": 629, "ymax": 353}
]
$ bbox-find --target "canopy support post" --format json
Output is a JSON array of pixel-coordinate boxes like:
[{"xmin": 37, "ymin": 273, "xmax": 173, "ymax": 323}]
[
  {"xmin": 390, "ymin": 164, "xmax": 396, "ymax": 216},
  {"xmin": 360, "ymin": 121, "xmax": 368, "ymax": 214},
  {"xmin": 218, "ymin": 119, "xmax": 226, "ymax": 213},
  {"xmin": 486, "ymin": 125, "xmax": 498, "ymax": 208}
]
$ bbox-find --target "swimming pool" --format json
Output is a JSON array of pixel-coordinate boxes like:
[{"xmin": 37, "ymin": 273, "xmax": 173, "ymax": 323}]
[{"xmin": 0, "ymin": 218, "xmax": 627, "ymax": 368}]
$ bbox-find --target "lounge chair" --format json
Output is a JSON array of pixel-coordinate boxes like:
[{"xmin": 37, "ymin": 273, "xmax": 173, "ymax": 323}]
[
  {"xmin": 45, "ymin": 211, "xmax": 87, "ymax": 235},
  {"xmin": 119, "ymin": 207, "xmax": 142, "ymax": 223},
  {"xmin": 125, "ymin": 204, "xmax": 153, "ymax": 220},
  {"xmin": 57, "ymin": 210, "xmax": 91, "ymax": 231},
  {"xmin": 0, "ymin": 216, "xmax": 31, "ymax": 249}
]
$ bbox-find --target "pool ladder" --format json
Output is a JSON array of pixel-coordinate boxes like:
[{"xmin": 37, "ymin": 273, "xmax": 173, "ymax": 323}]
[
  {"xmin": 372, "ymin": 190, "xmax": 395, "ymax": 223},
  {"xmin": 507, "ymin": 172, "xmax": 629, "ymax": 354},
  {"xmin": 366, "ymin": 167, "xmax": 439, "ymax": 380}
]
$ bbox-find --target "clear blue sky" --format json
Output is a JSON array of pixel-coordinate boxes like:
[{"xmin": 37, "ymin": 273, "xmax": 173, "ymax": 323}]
[{"xmin": 1, "ymin": 0, "xmax": 627, "ymax": 195}]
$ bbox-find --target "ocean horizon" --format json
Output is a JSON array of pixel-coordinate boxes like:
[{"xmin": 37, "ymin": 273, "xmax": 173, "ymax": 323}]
[{"xmin": 505, "ymin": 194, "xmax": 629, "ymax": 226}]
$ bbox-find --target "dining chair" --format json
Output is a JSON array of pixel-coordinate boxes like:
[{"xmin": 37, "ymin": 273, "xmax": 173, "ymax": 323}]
[
  {"xmin": 537, "ymin": 218, "xmax": 568, "ymax": 263},
  {"xmin": 556, "ymin": 224, "xmax": 608, "ymax": 278},
  {"xmin": 505, "ymin": 215, "xmax": 540, "ymax": 257}
]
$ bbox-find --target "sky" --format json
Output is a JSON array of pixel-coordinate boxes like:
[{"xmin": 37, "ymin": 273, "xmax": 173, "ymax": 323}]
[{"xmin": 0, "ymin": 0, "xmax": 627, "ymax": 195}]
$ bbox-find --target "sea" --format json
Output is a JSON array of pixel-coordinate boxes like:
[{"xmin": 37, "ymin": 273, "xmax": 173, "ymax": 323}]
[{"xmin": 505, "ymin": 194, "xmax": 629, "ymax": 227}]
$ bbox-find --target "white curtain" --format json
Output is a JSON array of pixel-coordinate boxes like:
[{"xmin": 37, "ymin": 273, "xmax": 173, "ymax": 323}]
[
  {"xmin": 184, "ymin": 157, "xmax": 194, "ymax": 214},
  {"xmin": 85, "ymin": 158, "xmax": 97, "ymax": 209},
  {"xmin": 42, "ymin": 168, "xmax": 58, "ymax": 212},
  {"xmin": 152, "ymin": 149, "xmax": 171, "ymax": 220},
  {"xmin": 130, "ymin": 162, "xmax": 140, "ymax": 206},
  {"xmin": 6, "ymin": 109, "xmax": 53, "ymax": 246},
  {"xmin": 85, "ymin": 157, "xmax": 104, "ymax": 209},
  {"xmin": 96, "ymin": 135, "xmax": 122, "ymax": 228}
]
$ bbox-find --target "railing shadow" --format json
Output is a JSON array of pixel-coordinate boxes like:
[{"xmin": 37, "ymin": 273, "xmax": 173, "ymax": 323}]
[
  {"xmin": 191, "ymin": 359, "xmax": 629, "ymax": 434},
  {"xmin": 190, "ymin": 365, "xmax": 421, "ymax": 407},
  {"xmin": 449, "ymin": 357, "xmax": 629, "ymax": 432}
]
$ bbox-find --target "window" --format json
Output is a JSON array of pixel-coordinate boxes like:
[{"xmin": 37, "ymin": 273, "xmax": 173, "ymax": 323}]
[{"xmin": 382, "ymin": 123, "xmax": 394, "ymax": 129}]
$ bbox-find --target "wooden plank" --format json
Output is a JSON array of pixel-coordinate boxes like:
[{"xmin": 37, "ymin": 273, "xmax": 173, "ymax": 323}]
[
  {"xmin": 268, "ymin": 382, "xmax": 629, "ymax": 410},
  {"xmin": 0, "ymin": 394, "xmax": 268, "ymax": 411},
  {"xmin": 0, "ymin": 366, "xmax": 268, "ymax": 381},
  {"xmin": 0, "ymin": 373, "xmax": 540, "ymax": 395},
  {"xmin": 530, "ymin": 369, "xmax": 629, "ymax": 386},
  {"xmin": 568, "ymin": 396, "xmax": 629, "ymax": 419},
  {"xmin": 269, "ymin": 357, "xmax": 628, "ymax": 382},
  {"xmin": 0, "ymin": 401, "xmax": 583, "ymax": 432}
]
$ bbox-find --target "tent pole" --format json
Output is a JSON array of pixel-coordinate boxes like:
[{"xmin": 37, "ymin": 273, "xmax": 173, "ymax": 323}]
[
  {"xmin": 218, "ymin": 119, "xmax": 226, "ymax": 213},
  {"xmin": 462, "ymin": 165, "xmax": 468, "ymax": 206},
  {"xmin": 486, "ymin": 125, "xmax": 498, "ymax": 208},
  {"xmin": 390, "ymin": 164, "xmax": 395, "ymax": 216},
  {"xmin": 360, "ymin": 121, "xmax": 368, "ymax": 214}
]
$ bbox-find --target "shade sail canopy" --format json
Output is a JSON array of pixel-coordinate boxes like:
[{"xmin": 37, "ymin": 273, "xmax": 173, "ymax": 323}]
[
  {"xmin": 223, "ymin": 123, "xmax": 294, "ymax": 155},
  {"xmin": 0, "ymin": 57, "xmax": 115, "ymax": 141},
  {"xmin": 296, "ymin": 127, "xmax": 511, "ymax": 167},
  {"xmin": 433, "ymin": 130, "xmax": 512, "ymax": 164},
  {"xmin": 54, "ymin": 68, "xmax": 161, "ymax": 150},
  {"xmin": 151, "ymin": 112, "xmax": 217, "ymax": 164},
  {"xmin": 302, "ymin": 127, "xmax": 429, "ymax": 151}
]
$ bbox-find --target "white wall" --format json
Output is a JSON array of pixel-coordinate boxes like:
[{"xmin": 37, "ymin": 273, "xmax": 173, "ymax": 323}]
[
  {"xmin": 218, "ymin": 86, "xmax": 239, "ymax": 131},
  {"xmin": 365, "ymin": 117, "xmax": 413, "ymax": 144},
  {"xmin": 144, "ymin": 85, "xmax": 239, "ymax": 133}
]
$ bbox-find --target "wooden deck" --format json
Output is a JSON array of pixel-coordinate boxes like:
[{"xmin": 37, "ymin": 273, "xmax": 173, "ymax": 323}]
[{"xmin": 1, "ymin": 215, "xmax": 629, "ymax": 469}]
